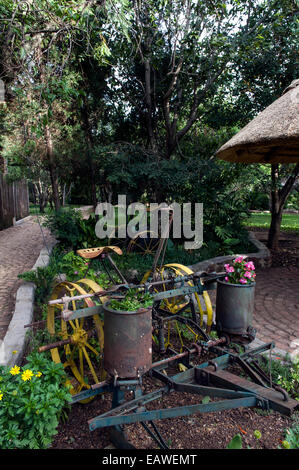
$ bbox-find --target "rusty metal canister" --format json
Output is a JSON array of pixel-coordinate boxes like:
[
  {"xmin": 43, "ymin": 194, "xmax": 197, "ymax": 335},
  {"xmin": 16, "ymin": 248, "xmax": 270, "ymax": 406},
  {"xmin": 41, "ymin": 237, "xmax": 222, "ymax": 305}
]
[
  {"xmin": 103, "ymin": 301, "xmax": 152, "ymax": 379},
  {"xmin": 216, "ymin": 279, "xmax": 256, "ymax": 336}
]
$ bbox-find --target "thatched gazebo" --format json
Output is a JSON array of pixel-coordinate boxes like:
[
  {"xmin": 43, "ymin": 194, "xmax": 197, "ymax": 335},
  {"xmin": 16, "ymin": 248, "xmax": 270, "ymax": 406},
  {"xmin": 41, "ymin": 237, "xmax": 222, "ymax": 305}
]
[
  {"xmin": 216, "ymin": 79, "xmax": 299, "ymax": 164},
  {"xmin": 215, "ymin": 79, "xmax": 299, "ymax": 250}
]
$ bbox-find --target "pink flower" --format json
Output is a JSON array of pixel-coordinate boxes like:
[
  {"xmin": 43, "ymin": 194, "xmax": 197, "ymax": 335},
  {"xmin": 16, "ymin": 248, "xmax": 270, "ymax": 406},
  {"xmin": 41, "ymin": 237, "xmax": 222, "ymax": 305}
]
[
  {"xmin": 74, "ymin": 271, "xmax": 78, "ymax": 275},
  {"xmin": 234, "ymin": 256, "xmax": 244, "ymax": 263},
  {"xmin": 245, "ymin": 261, "xmax": 255, "ymax": 271},
  {"xmin": 244, "ymin": 271, "xmax": 251, "ymax": 278},
  {"xmin": 225, "ymin": 276, "xmax": 229, "ymax": 282},
  {"xmin": 239, "ymin": 278, "xmax": 247, "ymax": 284},
  {"xmin": 225, "ymin": 264, "xmax": 234, "ymax": 273}
]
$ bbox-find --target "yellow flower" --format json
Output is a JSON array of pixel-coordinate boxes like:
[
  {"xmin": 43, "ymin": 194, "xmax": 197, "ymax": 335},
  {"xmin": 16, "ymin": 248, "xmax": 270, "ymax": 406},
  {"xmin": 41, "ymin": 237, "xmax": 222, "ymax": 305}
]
[
  {"xmin": 12, "ymin": 350, "xmax": 18, "ymax": 355},
  {"xmin": 10, "ymin": 365, "xmax": 20, "ymax": 375},
  {"xmin": 35, "ymin": 372, "xmax": 42, "ymax": 377},
  {"xmin": 21, "ymin": 369, "xmax": 34, "ymax": 382},
  {"xmin": 0, "ymin": 391, "xmax": 3, "ymax": 401}
]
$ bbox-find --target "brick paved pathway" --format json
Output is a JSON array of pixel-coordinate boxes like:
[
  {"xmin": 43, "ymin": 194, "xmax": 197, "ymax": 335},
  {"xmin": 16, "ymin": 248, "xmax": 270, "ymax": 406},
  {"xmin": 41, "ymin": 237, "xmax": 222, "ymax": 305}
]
[
  {"xmin": 253, "ymin": 265, "xmax": 299, "ymax": 353},
  {"xmin": 208, "ymin": 266, "xmax": 299, "ymax": 354},
  {"xmin": 0, "ymin": 216, "xmax": 55, "ymax": 340}
]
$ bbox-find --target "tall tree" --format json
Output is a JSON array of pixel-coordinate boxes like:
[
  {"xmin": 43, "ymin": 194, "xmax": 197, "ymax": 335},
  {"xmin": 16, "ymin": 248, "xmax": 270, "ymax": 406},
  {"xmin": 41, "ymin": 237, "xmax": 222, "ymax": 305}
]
[
  {"xmin": 105, "ymin": 0, "xmax": 297, "ymax": 162},
  {"xmin": 0, "ymin": 0, "xmax": 131, "ymax": 209}
]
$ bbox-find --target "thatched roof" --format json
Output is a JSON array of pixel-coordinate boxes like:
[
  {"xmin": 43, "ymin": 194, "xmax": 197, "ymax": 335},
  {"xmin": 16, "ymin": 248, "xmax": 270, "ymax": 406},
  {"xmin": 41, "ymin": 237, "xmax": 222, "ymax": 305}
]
[{"xmin": 216, "ymin": 79, "xmax": 299, "ymax": 164}]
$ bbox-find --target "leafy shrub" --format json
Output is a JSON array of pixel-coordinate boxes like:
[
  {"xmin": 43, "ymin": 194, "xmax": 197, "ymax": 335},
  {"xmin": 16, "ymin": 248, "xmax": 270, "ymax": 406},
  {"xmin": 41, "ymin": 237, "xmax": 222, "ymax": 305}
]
[
  {"xmin": 44, "ymin": 208, "xmax": 100, "ymax": 250},
  {"xmin": 18, "ymin": 264, "xmax": 58, "ymax": 305},
  {"xmin": 0, "ymin": 352, "xmax": 71, "ymax": 449},
  {"xmin": 43, "ymin": 207, "xmax": 84, "ymax": 249},
  {"xmin": 109, "ymin": 288, "xmax": 153, "ymax": 311},
  {"xmin": 283, "ymin": 417, "xmax": 299, "ymax": 449},
  {"xmin": 257, "ymin": 355, "xmax": 299, "ymax": 401},
  {"xmin": 57, "ymin": 250, "xmax": 119, "ymax": 287},
  {"xmin": 19, "ymin": 249, "xmax": 119, "ymax": 308},
  {"xmin": 247, "ymin": 191, "xmax": 270, "ymax": 210}
]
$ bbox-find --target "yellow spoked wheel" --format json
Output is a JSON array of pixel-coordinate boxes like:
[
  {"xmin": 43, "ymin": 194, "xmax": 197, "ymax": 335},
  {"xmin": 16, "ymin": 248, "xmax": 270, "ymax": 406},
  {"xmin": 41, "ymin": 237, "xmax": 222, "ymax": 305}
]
[
  {"xmin": 47, "ymin": 280, "xmax": 105, "ymax": 403},
  {"xmin": 127, "ymin": 230, "xmax": 160, "ymax": 255},
  {"xmin": 141, "ymin": 264, "xmax": 213, "ymax": 352}
]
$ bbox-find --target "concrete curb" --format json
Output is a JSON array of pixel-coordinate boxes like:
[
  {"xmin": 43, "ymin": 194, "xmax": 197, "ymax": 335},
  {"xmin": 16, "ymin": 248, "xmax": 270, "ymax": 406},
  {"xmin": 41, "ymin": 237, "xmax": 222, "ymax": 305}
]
[
  {"xmin": 249, "ymin": 337, "xmax": 289, "ymax": 360},
  {"xmin": 189, "ymin": 231, "xmax": 271, "ymax": 273},
  {"xmin": 0, "ymin": 242, "xmax": 56, "ymax": 367}
]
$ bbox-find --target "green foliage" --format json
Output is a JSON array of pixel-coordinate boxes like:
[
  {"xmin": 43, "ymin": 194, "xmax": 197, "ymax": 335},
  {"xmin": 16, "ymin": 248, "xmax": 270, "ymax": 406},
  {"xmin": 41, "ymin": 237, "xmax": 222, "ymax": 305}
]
[
  {"xmin": 283, "ymin": 419, "xmax": 299, "ymax": 449},
  {"xmin": 247, "ymin": 192, "xmax": 270, "ymax": 211},
  {"xmin": 257, "ymin": 356, "xmax": 299, "ymax": 401},
  {"xmin": 57, "ymin": 250, "xmax": 90, "ymax": 279},
  {"xmin": 57, "ymin": 250, "xmax": 119, "ymax": 287},
  {"xmin": 43, "ymin": 208, "xmax": 100, "ymax": 250},
  {"xmin": 286, "ymin": 191, "xmax": 299, "ymax": 211},
  {"xmin": 18, "ymin": 265, "xmax": 58, "ymax": 306},
  {"xmin": 18, "ymin": 247, "xmax": 118, "ymax": 308},
  {"xmin": 109, "ymin": 288, "xmax": 153, "ymax": 311},
  {"xmin": 43, "ymin": 208, "xmax": 85, "ymax": 249},
  {"xmin": 276, "ymin": 363, "xmax": 299, "ymax": 400},
  {"xmin": 0, "ymin": 352, "xmax": 72, "ymax": 449},
  {"xmin": 226, "ymin": 434, "xmax": 243, "ymax": 449}
]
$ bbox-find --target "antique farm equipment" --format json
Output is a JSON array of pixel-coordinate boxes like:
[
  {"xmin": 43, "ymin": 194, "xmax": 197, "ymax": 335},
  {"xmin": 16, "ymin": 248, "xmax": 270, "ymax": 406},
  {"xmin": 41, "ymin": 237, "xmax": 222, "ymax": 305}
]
[
  {"xmin": 37, "ymin": 244, "xmax": 215, "ymax": 399},
  {"xmin": 37, "ymin": 247, "xmax": 254, "ymax": 399},
  {"xmin": 42, "ymin": 246, "xmax": 127, "ymax": 399},
  {"xmin": 103, "ymin": 301, "xmax": 152, "ymax": 378},
  {"xmin": 37, "ymin": 268, "xmax": 298, "ymax": 449},
  {"xmin": 215, "ymin": 278, "xmax": 256, "ymax": 344},
  {"xmin": 83, "ymin": 340, "xmax": 298, "ymax": 449},
  {"xmin": 142, "ymin": 263, "xmax": 213, "ymax": 335},
  {"xmin": 45, "ymin": 279, "xmax": 105, "ymax": 401}
]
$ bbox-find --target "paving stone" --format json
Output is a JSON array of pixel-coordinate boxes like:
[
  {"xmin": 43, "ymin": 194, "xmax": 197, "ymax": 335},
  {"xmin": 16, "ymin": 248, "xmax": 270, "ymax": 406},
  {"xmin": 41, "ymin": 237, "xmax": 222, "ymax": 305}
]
[{"xmin": 0, "ymin": 216, "xmax": 55, "ymax": 341}]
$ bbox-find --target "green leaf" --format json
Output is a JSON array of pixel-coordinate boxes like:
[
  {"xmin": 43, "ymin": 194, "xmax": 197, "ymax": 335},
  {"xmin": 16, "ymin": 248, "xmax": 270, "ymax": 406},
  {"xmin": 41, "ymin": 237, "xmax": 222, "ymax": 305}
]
[
  {"xmin": 201, "ymin": 396, "xmax": 211, "ymax": 404},
  {"xmin": 226, "ymin": 434, "xmax": 243, "ymax": 449}
]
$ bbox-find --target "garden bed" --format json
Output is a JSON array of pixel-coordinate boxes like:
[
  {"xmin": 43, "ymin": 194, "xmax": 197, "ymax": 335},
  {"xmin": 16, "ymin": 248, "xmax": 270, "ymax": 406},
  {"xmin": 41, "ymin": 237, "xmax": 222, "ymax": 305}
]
[{"xmin": 50, "ymin": 363, "xmax": 296, "ymax": 450}]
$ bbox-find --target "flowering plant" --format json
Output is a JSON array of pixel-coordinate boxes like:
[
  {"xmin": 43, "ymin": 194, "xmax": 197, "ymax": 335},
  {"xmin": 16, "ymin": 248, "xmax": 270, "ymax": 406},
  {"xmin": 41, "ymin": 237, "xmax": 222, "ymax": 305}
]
[
  {"xmin": 0, "ymin": 352, "xmax": 71, "ymax": 449},
  {"xmin": 223, "ymin": 257, "xmax": 256, "ymax": 285}
]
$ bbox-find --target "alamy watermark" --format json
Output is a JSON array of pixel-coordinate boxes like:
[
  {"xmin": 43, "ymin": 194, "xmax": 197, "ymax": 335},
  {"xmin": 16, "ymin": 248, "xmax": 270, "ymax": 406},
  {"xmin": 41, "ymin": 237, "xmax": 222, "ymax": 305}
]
[
  {"xmin": 95, "ymin": 195, "xmax": 203, "ymax": 250},
  {"xmin": 0, "ymin": 79, "xmax": 5, "ymax": 102}
]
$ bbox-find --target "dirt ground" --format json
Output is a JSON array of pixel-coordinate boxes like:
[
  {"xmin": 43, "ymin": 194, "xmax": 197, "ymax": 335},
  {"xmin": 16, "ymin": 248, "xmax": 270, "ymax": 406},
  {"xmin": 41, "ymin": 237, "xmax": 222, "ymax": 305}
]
[{"xmin": 51, "ymin": 366, "xmax": 294, "ymax": 450}]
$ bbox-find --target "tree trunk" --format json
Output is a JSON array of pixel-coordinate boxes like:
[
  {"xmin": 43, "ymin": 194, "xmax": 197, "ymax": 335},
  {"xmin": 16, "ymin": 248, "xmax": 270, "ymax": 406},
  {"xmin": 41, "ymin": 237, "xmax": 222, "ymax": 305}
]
[
  {"xmin": 81, "ymin": 102, "xmax": 97, "ymax": 208},
  {"xmin": 267, "ymin": 163, "xmax": 299, "ymax": 250},
  {"xmin": 45, "ymin": 124, "xmax": 60, "ymax": 212},
  {"xmin": 267, "ymin": 164, "xmax": 280, "ymax": 250},
  {"xmin": 144, "ymin": 59, "xmax": 156, "ymax": 151}
]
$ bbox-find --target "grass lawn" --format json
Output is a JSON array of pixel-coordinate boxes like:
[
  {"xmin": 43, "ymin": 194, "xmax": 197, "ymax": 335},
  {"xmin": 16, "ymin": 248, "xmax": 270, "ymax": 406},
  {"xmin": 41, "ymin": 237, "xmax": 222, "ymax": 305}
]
[
  {"xmin": 245, "ymin": 211, "xmax": 299, "ymax": 233},
  {"xmin": 29, "ymin": 203, "xmax": 85, "ymax": 215}
]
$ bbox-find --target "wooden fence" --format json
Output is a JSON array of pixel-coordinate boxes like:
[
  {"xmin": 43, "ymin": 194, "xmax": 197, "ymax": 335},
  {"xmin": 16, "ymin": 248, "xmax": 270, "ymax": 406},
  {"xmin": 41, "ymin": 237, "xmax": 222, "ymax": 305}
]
[{"xmin": 0, "ymin": 175, "xmax": 29, "ymax": 230}]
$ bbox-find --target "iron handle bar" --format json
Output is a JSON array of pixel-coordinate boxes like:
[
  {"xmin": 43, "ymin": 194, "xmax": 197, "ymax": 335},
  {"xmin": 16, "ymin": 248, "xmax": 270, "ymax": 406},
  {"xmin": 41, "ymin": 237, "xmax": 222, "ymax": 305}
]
[
  {"xmin": 88, "ymin": 396, "xmax": 260, "ymax": 431},
  {"xmin": 47, "ymin": 272, "xmax": 227, "ymax": 306},
  {"xmin": 38, "ymin": 329, "xmax": 95, "ymax": 353},
  {"xmin": 88, "ymin": 375, "xmax": 260, "ymax": 423}
]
